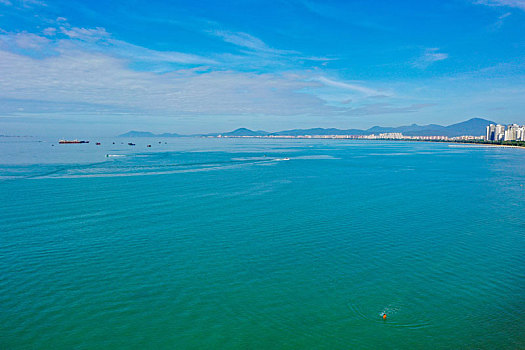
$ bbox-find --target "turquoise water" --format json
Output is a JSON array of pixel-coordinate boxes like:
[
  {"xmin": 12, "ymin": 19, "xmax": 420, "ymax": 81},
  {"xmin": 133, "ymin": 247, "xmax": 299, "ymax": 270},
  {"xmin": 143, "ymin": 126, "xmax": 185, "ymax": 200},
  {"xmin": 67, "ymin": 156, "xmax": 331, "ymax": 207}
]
[{"xmin": 1, "ymin": 138, "xmax": 524, "ymax": 349}]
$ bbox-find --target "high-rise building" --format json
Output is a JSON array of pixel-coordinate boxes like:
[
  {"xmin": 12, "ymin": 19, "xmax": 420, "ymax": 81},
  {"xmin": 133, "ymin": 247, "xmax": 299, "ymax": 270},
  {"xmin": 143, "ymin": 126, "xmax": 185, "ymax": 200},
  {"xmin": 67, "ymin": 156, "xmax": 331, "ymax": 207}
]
[
  {"xmin": 504, "ymin": 124, "xmax": 519, "ymax": 141},
  {"xmin": 486, "ymin": 124, "xmax": 496, "ymax": 141},
  {"xmin": 485, "ymin": 123, "xmax": 525, "ymax": 142},
  {"xmin": 517, "ymin": 126, "xmax": 525, "ymax": 141},
  {"xmin": 495, "ymin": 124, "xmax": 506, "ymax": 141}
]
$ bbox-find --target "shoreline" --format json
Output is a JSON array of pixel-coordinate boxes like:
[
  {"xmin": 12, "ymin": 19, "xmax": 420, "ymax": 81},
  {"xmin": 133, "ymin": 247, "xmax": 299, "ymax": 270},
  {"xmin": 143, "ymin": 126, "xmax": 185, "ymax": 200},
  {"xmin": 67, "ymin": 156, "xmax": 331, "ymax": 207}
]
[
  {"xmin": 208, "ymin": 136, "xmax": 525, "ymax": 149},
  {"xmin": 446, "ymin": 142, "xmax": 525, "ymax": 149},
  {"xmin": 398, "ymin": 139, "xmax": 525, "ymax": 149}
]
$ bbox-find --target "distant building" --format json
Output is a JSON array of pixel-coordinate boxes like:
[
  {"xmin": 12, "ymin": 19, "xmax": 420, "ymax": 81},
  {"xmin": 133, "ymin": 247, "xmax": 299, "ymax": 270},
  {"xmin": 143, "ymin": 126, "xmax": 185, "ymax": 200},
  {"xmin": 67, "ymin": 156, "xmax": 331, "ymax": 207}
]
[
  {"xmin": 518, "ymin": 126, "xmax": 525, "ymax": 141},
  {"xmin": 378, "ymin": 133, "xmax": 404, "ymax": 139},
  {"xmin": 495, "ymin": 124, "xmax": 506, "ymax": 141},
  {"xmin": 504, "ymin": 124, "xmax": 519, "ymax": 141},
  {"xmin": 485, "ymin": 123, "xmax": 525, "ymax": 142},
  {"xmin": 486, "ymin": 124, "xmax": 496, "ymax": 141}
]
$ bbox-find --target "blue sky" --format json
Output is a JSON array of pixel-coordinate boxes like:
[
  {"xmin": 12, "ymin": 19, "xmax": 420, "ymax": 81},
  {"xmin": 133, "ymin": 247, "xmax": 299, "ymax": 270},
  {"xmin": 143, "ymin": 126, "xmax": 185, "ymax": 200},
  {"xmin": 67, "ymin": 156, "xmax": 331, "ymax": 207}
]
[{"xmin": 0, "ymin": 0, "xmax": 524, "ymax": 136}]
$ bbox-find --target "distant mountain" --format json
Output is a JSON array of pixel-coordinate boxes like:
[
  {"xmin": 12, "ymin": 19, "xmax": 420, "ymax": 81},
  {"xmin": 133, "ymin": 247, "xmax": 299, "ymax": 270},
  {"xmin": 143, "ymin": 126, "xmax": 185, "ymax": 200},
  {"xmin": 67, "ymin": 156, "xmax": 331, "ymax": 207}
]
[
  {"xmin": 157, "ymin": 133, "xmax": 182, "ymax": 137},
  {"xmin": 443, "ymin": 118, "xmax": 494, "ymax": 137},
  {"xmin": 271, "ymin": 128, "xmax": 367, "ymax": 136},
  {"xmin": 119, "ymin": 131, "xmax": 181, "ymax": 137},
  {"xmin": 270, "ymin": 118, "xmax": 494, "ymax": 137},
  {"xmin": 119, "ymin": 118, "xmax": 496, "ymax": 138},
  {"xmin": 196, "ymin": 128, "xmax": 270, "ymax": 137},
  {"xmin": 220, "ymin": 128, "xmax": 269, "ymax": 137}
]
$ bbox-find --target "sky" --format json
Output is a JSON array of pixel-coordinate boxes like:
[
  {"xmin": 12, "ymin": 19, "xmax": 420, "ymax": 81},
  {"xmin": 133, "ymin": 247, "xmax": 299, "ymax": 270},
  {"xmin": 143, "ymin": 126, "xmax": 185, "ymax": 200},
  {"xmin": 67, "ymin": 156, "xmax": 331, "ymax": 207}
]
[{"xmin": 0, "ymin": 0, "xmax": 524, "ymax": 136}]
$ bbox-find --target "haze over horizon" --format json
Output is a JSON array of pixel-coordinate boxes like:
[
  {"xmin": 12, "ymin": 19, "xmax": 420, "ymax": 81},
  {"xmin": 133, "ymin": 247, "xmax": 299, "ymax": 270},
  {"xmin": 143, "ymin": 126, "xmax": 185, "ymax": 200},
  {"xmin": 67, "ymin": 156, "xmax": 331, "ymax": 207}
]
[{"xmin": 1, "ymin": 0, "xmax": 524, "ymax": 137}]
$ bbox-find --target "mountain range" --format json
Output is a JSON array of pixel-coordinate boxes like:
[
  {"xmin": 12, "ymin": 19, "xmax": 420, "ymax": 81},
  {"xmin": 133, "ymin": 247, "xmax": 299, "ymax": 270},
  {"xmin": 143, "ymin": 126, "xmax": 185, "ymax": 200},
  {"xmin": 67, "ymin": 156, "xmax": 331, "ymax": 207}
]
[{"xmin": 119, "ymin": 118, "xmax": 494, "ymax": 138}]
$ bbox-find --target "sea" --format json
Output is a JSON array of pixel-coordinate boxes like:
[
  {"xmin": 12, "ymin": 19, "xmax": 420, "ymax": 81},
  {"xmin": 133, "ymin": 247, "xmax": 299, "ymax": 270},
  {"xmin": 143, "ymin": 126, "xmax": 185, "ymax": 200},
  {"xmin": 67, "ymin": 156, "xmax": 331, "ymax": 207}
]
[{"xmin": 1, "ymin": 137, "xmax": 524, "ymax": 349}]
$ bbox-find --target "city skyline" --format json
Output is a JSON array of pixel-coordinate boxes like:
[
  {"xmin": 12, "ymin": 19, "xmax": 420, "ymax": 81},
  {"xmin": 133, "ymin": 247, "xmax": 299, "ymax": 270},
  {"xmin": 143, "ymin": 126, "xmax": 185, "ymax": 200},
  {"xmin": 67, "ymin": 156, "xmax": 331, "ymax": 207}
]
[
  {"xmin": 1, "ymin": 0, "xmax": 524, "ymax": 136},
  {"xmin": 486, "ymin": 123, "xmax": 525, "ymax": 141}
]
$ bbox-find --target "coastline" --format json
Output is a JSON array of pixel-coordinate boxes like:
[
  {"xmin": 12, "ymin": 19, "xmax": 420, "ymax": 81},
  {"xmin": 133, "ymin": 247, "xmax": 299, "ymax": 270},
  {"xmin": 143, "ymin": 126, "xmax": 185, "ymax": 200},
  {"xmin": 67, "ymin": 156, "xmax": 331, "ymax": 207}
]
[
  {"xmin": 447, "ymin": 142, "xmax": 525, "ymax": 149},
  {"xmin": 402, "ymin": 139, "xmax": 525, "ymax": 149},
  {"xmin": 207, "ymin": 136, "xmax": 525, "ymax": 149}
]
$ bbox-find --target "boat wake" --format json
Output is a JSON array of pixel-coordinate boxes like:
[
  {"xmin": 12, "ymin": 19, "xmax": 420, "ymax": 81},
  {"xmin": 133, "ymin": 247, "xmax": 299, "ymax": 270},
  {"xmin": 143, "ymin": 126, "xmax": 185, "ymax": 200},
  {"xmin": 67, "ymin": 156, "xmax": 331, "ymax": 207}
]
[{"xmin": 347, "ymin": 301, "xmax": 431, "ymax": 330}]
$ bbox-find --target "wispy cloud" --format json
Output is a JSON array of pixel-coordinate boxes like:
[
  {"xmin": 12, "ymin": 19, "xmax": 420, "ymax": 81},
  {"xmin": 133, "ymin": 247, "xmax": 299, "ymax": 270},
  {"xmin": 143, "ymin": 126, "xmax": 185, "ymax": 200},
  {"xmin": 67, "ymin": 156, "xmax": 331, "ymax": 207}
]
[
  {"xmin": 473, "ymin": 0, "xmax": 525, "ymax": 10},
  {"xmin": 44, "ymin": 20, "xmax": 218, "ymax": 67},
  {"xmin": 60, "ymin": 26, "xmax": 110, "ymax": 41},
  {"xmin": 0, "ymin": 14, "xmax": 436, "ymax": 126},
  {"xmin": 207, "ymin": 29, "xmax": 335, "ymax": 63},
  {"xmin": 0, "ymin": 32, "xmax": 336, "ymax": 117},
  {"xmin": 0, "ymin": 29, "xmax": 425, "ymax": 121},
  {"xmin": 315, "ymin": 76, "xmax": 384, "ymax": 96},
  {"xmin": 208, "ymin": 30, "xmax": 290, "ymax": 54},
  {"xmin": 412, "ymin": 48, "xmax": 448, "ymax": 69},
  {"xmin": 0, "ymin": 0, "xmax": 46, "ymax": 7},
  {"xmin": 489, "ymin": 11, "xmax": 512, "ymax": 30},
  {"xmin": 42, "ymin": 27, "xmax": 57, "ymax": 36}
]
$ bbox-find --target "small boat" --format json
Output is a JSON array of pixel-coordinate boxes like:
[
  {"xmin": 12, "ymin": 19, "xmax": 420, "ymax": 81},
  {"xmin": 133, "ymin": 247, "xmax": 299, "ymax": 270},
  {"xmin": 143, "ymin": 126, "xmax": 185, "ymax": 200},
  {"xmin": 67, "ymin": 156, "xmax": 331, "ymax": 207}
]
[
  {"xmin": 128, "ymin": 142, "xmax": 135, "ymax": 146},
  {"xmin": 96, "ymin": 142, "xmax": 101, "ymax": 145}
]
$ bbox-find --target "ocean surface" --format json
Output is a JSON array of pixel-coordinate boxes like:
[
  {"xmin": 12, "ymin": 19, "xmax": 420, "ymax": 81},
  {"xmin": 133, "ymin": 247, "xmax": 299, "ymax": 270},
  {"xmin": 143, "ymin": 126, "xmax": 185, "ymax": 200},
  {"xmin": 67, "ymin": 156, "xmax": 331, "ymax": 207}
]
[{"xmin": 1, "ymin": 137, "xmax": 524, "ymax": 349}]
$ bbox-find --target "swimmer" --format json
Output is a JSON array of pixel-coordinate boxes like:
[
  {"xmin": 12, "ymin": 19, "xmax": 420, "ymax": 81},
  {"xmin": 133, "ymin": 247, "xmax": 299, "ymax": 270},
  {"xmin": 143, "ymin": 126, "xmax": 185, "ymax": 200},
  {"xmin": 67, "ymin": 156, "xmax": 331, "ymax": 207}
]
[{"xmin": 382, "ymin": 313, "xmax": 387, "ymax": 320}]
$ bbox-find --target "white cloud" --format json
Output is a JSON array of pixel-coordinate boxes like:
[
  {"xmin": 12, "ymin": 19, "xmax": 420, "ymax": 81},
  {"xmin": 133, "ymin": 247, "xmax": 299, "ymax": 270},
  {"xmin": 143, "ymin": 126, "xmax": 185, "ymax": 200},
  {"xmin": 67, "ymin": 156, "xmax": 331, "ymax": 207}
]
[
  {"xmin": 0, "ymin": 30, "xmax": 427, "ymax": 122},
  {"xmin": 315, "ymin": 76, "xmax": 384, "ymax": 96},
  {"xmin": 52, "ymin": 26, "xmax": 218, "ymax": 66},
  {"xmin": 0, "ymin": 0, "xmax": 47, "ymax": 7},
  {"xmin": 211, "ymin": 30, "xmax": 268, "ymax": 51},
  {"xmin": 473, "ymin": 0, "xmax": 525, "ymax": 10},
  {"xmin": 488, "ymin": 11, "xmax": 512, "ymax": 30},
  {"xmin": 208, "ymin": 29, "xmax": 299, "ymax": 57},
  {"xmin": 412, "ymin": 48, "xmax": 448, "ymax": 69},
  {"xmin": 0, "ymin": 31, "xmax": 52, "ymax": 54},
  {"xmin": 207, "ymin": 29, "xmax": 335, "ymax": 62},
  {"xmin": 60, "ymin": 26, "xmax": 110, "ymax": 41},
  {"xmin": 14, "ymin": 32, "xmax": 50, "ymax": 49},
  {"xmin": 42, "ymin": 27, "xmax": 57, "ymax": 36},
  {"xmin": 0, "ymin": 39, "xmax": 333, "ymax": 117}
]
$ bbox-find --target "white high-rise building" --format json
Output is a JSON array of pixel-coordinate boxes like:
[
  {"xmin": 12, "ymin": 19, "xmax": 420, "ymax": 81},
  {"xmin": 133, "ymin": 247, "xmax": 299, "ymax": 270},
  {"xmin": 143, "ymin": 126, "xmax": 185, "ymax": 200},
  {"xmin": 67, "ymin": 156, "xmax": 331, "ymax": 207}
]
[
  {"xmin": 485, "ymin": 123, "xmax": 525, "ymax": 142},
  {"xmin": 495, "ymin": 124, "xmax": 506, "ymax": 141},
  {"xmin": 517, "ymin": 126, "xmax": 525, "ymax": 141},
  {"xmin": 504, "ymin": 124, "xmax": 520, "ymax": 141},
  {"xmin": 486, "ymin": 124, "xmax": 496, "ymax": 141}
]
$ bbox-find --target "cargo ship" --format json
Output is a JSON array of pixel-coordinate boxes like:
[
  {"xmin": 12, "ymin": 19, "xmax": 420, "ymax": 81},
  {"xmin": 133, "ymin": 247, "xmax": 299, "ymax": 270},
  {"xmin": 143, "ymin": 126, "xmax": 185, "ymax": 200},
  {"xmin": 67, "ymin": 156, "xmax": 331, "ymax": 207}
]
[{"xmin": 58, "ymin": 140, "xmax": 89, "ymax": 144}]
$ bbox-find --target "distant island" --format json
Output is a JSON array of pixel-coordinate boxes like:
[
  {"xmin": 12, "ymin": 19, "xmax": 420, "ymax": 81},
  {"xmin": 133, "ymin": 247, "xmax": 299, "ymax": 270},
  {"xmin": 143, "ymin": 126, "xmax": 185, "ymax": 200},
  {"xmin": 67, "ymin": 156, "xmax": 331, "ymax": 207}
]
[{"xmin": 120, "ymin": 118, "xmax": 494, "ymax": 138}]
